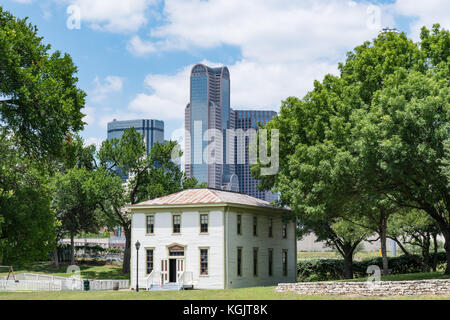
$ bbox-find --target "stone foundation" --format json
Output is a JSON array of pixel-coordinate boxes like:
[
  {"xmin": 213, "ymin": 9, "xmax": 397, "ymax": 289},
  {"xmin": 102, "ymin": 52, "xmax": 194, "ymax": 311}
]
[{"xmin": 275, "ymin": 280, "xmax": 450, "ymax": 296}]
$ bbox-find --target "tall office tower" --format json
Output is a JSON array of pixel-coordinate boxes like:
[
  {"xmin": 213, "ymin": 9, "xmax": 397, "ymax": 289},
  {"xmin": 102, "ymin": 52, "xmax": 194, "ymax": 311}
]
[
  {"xmin": 107, "ymin": 119, "xmax": 164, "ymax": 179},
  {"xmin": 234, "ymin": 110, "xmax": 278, "ymax": 201},
  {"xmin": 185, "ymin": 63, "xmax": 238, "ymax": 191}
]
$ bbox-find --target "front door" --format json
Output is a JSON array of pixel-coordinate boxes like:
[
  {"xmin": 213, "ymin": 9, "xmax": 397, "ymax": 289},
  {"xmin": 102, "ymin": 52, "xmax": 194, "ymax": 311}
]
[{"xmin": 169, "ymin": 259, "xmax": 177, "ymax": 283}]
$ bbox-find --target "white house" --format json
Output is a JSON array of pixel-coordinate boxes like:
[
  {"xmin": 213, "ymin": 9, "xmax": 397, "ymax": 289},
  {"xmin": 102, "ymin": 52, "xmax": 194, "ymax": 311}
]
[{"xmin": 129, "ymin": 188, "xmax": 297, "ymax": 290}]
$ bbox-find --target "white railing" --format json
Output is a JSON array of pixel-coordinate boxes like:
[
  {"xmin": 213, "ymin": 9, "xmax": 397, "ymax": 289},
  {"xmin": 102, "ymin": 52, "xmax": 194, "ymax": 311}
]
[
  {"xmin": 178, "ymin": 271, "xmax": 193, "ymax": 290},
  {"xmin": 146, "ymin": 270, "xmax": 161, "ymax": 290},
  {"xmin": 0, "ymin": 273, "xmax": 128, "ymax": 291},
  {"xmin": 89, "ymin": 279, "xmax": 129, "ymax": 291},
  {"xmin": 0, "ymin": 279, "xmax": 63, "ymax": 291}
]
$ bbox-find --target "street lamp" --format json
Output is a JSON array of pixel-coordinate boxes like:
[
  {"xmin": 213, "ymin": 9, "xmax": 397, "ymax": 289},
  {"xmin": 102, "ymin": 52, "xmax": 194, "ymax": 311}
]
[{"xmin": 135, "ymin": 240, "xmax": 141, "ymax": 292}]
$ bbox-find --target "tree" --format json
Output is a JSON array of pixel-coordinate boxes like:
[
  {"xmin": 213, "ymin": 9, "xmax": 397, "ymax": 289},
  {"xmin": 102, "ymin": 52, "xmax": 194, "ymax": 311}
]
[
  {"xmin": 52, "ymin": 168, "xmax": 102, "ymax": 264},
  {"xmin": 98, "ymin": 128, "xmax": 203, "ymax": 273},
  {"xmin": 299, "ymin": 215, "xmax": 369, "ymax": 279},
  {"xmin": 0, "ymin": 131, "xmax": 56, "ymax": 265},
  {"xmin": 388, "ymin": 209, "xmax": 441, "ymax": 272},
  {"xmin": 253, "ymin": 25, "xmax": 450, "ymax": 274},
  {"xmin": 0, "ymin": 7, "xmax": 86, "ymax": 160}
]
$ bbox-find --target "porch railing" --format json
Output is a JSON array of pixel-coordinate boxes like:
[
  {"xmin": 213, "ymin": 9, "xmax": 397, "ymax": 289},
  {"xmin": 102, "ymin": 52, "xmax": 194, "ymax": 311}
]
[
  {"xmin": 146, "ymin": 270, "xmax": 161, "ymax": 290},
  {"xmin": 178, "ymin": 271, "xmax": 193, "ymax": 290}
]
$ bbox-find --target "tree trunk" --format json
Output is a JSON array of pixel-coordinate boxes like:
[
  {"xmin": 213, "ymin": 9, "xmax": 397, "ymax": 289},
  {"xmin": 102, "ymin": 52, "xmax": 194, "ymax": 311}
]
[
  {"xmin": 70, "ymin": 235, "xmax": 75, "ymax": 265},
  {"xmin": 380, "ymin": 218, "xmax": 389, "ymax": 276},
  {"xmin": 432, "ymin": 233, "xmax": 438, "ymax": 272},
  {"xmin": 343, "ymin": 251, "xmax": 354, "ymax": 279},
  {"xmin": 443, "ymin": 229, "xmax": 450, "ymax": 275},
  {"xmin": 53, "ymin": 247, "xmax": 59, "ymax": 268},
  {"xmin": 122, "ymin": 227, "xmax": 131, "ymax": 274},
  {"xmin": 421, "ymin": 235, "xmax": 431, "ymax": 272}
]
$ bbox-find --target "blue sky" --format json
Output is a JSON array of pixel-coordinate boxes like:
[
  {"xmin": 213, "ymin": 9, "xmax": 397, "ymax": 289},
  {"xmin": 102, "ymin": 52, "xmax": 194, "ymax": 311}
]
[{"xmin": 2, "ymin": 0, "xmax": 448, "ymax": 148}]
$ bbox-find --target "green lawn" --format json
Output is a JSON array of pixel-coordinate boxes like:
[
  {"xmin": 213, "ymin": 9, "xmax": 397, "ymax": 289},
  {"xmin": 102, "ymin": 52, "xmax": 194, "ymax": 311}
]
[
  {"xmin": 1, "ymin": 286, "xmax": 450, "ymax": 300},
  {"xmin": 0, "ymin": 261, "xmax": 128, "ymax": 280}
]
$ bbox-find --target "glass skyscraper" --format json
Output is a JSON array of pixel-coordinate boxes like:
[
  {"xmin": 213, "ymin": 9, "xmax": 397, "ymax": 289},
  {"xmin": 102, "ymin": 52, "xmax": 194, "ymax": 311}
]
[
  {"xmin": 107, "ymin": 119, "xmax": 164, "ymax": 180},
  {"xmin": 185, "ymin": 64, "xmax": 238, "ymax": 190},
  {"xmin": 234, "ymin": 110, "xmax": 278, "ymax": 201},
  {"xmin": 107, "ymin": 119, "xmax": 164, "ymax": 154}
]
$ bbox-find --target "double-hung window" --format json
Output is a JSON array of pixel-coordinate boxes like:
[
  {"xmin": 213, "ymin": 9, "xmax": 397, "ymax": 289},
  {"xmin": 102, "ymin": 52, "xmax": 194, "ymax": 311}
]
[
  {"xmin": 146, "ymin": 249, "xmax": 154, "ymax": 274},
  {"xmin": 282, "ymin": 250, "xmax": 288, "ymax": 276},
  {"xmin": 268, "ymin": 249, "xmax": 273, "ymax": 276},
  {"xmin": 237, "ymin": 247, "xmax": 242, "ymax": 276},
  {"xmin": 268, "ymin": 218, "xmax": 273, "ymax": 237},
  {"xmin": 253, "ymin": 248, "xmax": 258, "ymax": 277},
  {"xmin": 200, "ymin": 248, "xmax": 209, "ymax": 275},
  {"xmin": 173, "ymin": 215, "xmax": 181, "ymax": 233},
  {"xmin": 237, "ymin": 214, "xmax": 242, "ymax": 235},
  {"xmin": 200, "ymin": 214, "xmax": 208, "ymax": 233},
  {"xmin": 146, "ymin": 215, "xmax": 154, "ymax": 234}
]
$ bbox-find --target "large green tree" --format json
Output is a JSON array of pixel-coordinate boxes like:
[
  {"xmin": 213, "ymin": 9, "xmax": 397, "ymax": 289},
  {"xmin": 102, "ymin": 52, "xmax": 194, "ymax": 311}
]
[
  {"xmin": 253, "ymin": 25, "xmax": 450, "ymax": 274},
  {"xmin": 0, "ymin": 7, "xmax": 86, "ymax": 159},
  {"xmin": 0, "ymin": 131, "xmax": 56, "ymax": 265}
]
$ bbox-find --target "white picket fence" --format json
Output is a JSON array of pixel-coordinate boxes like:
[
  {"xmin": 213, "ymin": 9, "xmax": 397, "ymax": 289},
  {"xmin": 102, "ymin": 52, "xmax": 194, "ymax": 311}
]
[
  {"xmin": 0, "ymin": 273, "xmax": 129, "ymax": 291},
  {"xmin": 89, "ymin": 279, "xmax": 129, "ymax": 290},
  {"xmin": 0, "ymin": 280, "xmax": 63, "ymax": 291}
]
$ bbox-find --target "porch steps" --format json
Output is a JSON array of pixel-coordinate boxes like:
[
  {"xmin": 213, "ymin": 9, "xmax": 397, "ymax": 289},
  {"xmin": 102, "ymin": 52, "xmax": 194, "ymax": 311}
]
[{"xmin": 148, "ymin": 283, "xmax": 180, "ymax": 291}]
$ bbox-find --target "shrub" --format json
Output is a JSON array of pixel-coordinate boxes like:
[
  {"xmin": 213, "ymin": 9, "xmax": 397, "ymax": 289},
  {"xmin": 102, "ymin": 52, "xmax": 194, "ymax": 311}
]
[{"xmin": 297, "ymin": 252, "xmax": 448, "ymax": 282}]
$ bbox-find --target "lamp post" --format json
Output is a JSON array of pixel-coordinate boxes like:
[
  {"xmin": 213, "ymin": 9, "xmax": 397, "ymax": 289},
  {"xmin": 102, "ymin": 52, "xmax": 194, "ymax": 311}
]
[{"xmin": 135, "ymin": 240, "xmax": 141, "ymax": 292}]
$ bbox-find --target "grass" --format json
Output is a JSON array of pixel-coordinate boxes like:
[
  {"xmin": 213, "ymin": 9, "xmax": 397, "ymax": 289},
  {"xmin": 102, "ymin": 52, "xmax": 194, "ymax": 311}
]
[
  {"xmin": 2, "ymin": 261, "xmax": 449, "ymax": 300},
  {"xmin": 0, "ymin": 286, "xmax": 450, "ymax": 300},
  {"xmin": 0, "ymin": 261, "xmax": 128, "ymax": 280}
]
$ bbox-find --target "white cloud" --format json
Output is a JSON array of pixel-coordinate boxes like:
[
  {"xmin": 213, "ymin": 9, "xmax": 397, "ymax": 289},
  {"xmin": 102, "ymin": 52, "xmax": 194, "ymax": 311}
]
[
  {"xmin": 128, "ymin": 65, "xmax": 191, "ymax": 119},
  {"xmin": 12, "ymin": 0, "xmax": 34, "ymax": 3},
  {"xmin": 82, "ymin": 106, "xmax": 96, "ymax": 126},
  {"xmin": 394, "ymin": 0, "xmax": 450, "ymax": 40},
  {"xmin": 125, "ymin": 0, "xmax": 396, "ymax": 118},
  {"xmin": 127, "ymin": 35, "xmax": 157, "ymax": 56},
  {"xmin": 65, "ymin": 0, "xmax": 156, "ymax": 33},
  {"xmin": 90, "ymin": 76, "xmax": 124, "ymax": 103},
  {"xmin": 84, "ymin": 136, "xmax": 104, "ymax": 149}
]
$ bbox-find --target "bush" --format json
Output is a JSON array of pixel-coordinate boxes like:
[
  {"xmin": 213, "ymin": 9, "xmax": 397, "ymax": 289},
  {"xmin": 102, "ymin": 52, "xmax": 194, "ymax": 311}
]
[
  {"xmin": 297, "ymin": 259, "xmax": 346, "ymax": 282},
  {"xmin": 297, "ymin": 252, "xmax": 448, "ymax": 282}
]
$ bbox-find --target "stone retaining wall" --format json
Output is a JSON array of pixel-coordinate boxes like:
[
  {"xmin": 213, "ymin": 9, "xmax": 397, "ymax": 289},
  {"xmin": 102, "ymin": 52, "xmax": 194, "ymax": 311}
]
[{"xmin": 276, "ymin": 280, "xmax": 450, "ymax": 296}]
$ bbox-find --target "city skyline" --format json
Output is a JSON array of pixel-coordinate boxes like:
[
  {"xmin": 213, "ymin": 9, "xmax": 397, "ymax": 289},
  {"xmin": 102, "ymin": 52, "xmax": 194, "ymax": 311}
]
[{"xmin": 2, "ymin": 0, "xmax": 446, "ymax": 150}]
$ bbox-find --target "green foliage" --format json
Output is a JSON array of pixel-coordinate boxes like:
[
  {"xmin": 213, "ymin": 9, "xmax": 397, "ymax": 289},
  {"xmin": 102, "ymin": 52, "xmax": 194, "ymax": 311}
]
[
  {"xmin": 0, "ymin": 132, "xmax": 56, "ymax": 265},
  {"xmin": 253, "ymin": 24, "xmax": 450, "ymax": 273},
  {"xmin": 52, "ymin": 168, "xmax": 102, "ymax": 239},
  {"xmin": 297, "ymin": 253, "xmax": 448, "ymax": 282},
  {"xmin": 0, "ymin": 6, "xmax": 86, "ymax": 159}
]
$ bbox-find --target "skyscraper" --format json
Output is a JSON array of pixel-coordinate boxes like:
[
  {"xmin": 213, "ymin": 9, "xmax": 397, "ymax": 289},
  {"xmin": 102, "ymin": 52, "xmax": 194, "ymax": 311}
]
[
  {"xmin": 107, "ymin": 119, "xmax": 164, "ymax": 154},
  {"xmin": 185, "ymin": 64, "xmax": 238, "ymax": 190},
  {"xmin": 107, "ymin": 119, "xmax": 164, "ymax": 180},
  {"xmin": 234, "ymin": 110, "xmax": 278, "ymax": 201}
]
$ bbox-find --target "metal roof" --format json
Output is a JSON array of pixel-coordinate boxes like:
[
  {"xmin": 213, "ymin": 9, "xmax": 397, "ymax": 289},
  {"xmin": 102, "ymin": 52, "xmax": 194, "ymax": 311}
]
[{"xmin": 131, "ymin": 188, "xmax": 286, "ymax": 211}]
